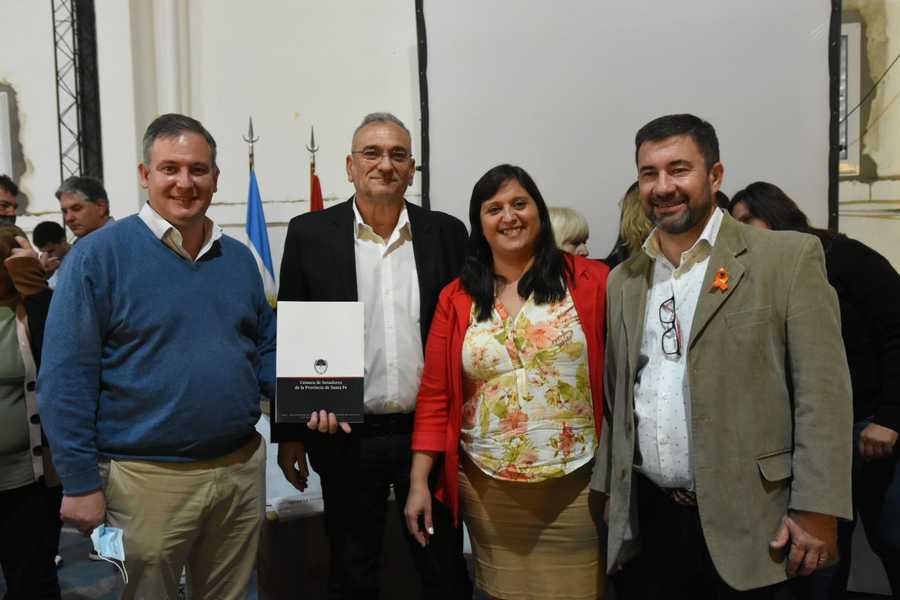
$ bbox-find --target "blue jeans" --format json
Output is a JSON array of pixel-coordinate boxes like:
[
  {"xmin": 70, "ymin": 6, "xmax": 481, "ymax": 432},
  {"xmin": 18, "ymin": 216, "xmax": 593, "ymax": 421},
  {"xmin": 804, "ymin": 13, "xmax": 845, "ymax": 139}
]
[{"xmin": 792, "ymin": 417, "xmax": 900, "ymax": 599}]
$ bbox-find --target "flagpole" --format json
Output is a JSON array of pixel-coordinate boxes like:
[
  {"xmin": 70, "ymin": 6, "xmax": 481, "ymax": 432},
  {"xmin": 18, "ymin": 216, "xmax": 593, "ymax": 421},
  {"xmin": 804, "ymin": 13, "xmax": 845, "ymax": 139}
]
[
  {"xmin": 306, "ymin": 126, "xmax": 319, "ymax": 206},
  {"xmin": 242, "ymin": 116, "xmax": 259, "ymax": 172},
  {"xmin": 242, "ymin": 116, "xmax": 277, "ymax": 306}
]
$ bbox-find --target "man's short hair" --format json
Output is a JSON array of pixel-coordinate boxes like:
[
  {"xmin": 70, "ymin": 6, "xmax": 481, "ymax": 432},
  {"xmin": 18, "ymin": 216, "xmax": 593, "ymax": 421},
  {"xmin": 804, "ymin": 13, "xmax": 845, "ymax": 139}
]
[
  {"xmin": 0, "ymin": 174, "xmax": 18, "ymax": 198},
  {"xmin": 635, "ymin": 113, "xmax": 720, "ymax": 171},
  {"xmin": 352, "ymin": 112, "xmax": 411, "ymax": 146},
  {"xmin": 33, "ymin": 221, "xmax": 67, "ymax": 248},
  {"xmin": 55, "ymin": 175, "xmax": 109, "ymax": 208},
  {"xmin": 142, "ymin": 113, "xmax": 218, "ymax": 168}
]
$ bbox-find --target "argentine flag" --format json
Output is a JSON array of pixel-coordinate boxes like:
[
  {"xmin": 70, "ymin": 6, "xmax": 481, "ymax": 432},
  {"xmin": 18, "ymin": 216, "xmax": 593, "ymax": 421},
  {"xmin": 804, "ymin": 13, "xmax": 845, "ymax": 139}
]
[{"xmin": 246, "ymin": 168, "xmax": 277, "ymax": 306}]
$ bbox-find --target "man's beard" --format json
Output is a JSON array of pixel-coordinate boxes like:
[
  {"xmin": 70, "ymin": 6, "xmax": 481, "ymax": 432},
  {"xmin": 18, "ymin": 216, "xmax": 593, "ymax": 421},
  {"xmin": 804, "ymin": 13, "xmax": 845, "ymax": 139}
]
[
  {"xmin": 0, "ymin": 215, "xmax": 15, "ymax": 225},
  {"xmin": 648, "ymin": 190, "xmax": 712, "ymax": 235}
]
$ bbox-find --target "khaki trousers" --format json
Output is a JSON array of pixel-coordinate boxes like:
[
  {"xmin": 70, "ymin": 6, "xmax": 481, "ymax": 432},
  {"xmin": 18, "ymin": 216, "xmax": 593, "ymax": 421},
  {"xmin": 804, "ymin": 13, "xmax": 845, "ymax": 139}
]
[{"xmin": 99, "ymin": 434, "xmax": 265, "ymax": 600}]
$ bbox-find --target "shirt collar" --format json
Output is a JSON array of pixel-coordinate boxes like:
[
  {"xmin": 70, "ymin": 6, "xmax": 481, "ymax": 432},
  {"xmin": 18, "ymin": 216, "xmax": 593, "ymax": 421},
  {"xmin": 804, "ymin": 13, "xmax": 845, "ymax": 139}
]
[
  {"xmin": 643, "ymin": 207, "xmax": 723, "ymax": 271},
  {"xmin": 138, "ymin": 201, "xmax": 222, "ymax": 260},
  {"xmin": 352, "ymin": 198, "xmax": 412, "ymax": 246}
]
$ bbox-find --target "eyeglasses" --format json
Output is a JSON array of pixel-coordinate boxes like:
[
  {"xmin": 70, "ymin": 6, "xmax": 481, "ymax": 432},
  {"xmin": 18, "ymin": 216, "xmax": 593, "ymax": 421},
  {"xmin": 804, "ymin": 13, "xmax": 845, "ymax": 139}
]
[
  {"xmin": 659, "ymin": 294, "xmax": 681, "ymax": 357},
  {"xmin": 351, "ymin": 148, "xmax": 412, "ymax": 165}
]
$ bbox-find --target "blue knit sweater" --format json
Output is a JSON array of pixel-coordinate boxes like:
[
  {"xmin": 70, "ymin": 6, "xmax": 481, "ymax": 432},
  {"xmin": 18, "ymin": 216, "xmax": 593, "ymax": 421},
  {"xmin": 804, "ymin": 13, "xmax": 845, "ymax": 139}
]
[{"xmin": 38, "ymin": 216, "xmax": 276, "ymax": 495}]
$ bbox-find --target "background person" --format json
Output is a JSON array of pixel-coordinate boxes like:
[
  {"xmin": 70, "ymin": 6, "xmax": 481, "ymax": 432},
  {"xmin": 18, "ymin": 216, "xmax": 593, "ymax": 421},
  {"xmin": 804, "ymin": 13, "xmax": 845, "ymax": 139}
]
[
  {"xmin": 0, "ymin": 175, "xmax": 19, "ymax": 225},
  {"xmin": 32, "ymin": 221, "xmax": 70, "ymax": 264},
  {"xmin": 715, "ymin": 190, "xmax": 730, "ymax": 210},
  {"xmin": 603, "ymin": 181, "xmax": 652, "ymax": 269},
  {"xmin": 549, "ymin": 206, "xmax": 590, "ymax": 256},
  {"xmin": 32, "ymin": 222, "xmax": 70, "ymax": 285},
  {"xmin": 405, "ymin": 164, "xmax": 609, "ymax": 600},
  {"xmin": 0, "ymin": 224, "xmax": 61, "ymax": 600},
  {"xmin": 730, "ymin": 181, "xmax": 900, "ymax": 599},
  {"xmin": 54, "ymin": 175, "xmax": 111, "ymax": 239}
]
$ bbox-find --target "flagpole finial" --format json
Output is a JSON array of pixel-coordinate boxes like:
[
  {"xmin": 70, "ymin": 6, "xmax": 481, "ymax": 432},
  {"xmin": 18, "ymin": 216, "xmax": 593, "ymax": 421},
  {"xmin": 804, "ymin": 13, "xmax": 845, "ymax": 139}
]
[
  {"xmin": 305, "ymin": 125, "xmax": 319, "ymax": 169},
  {"xmin": 242, "ymin": 116, "xmax": 260, "ymax": 170}
]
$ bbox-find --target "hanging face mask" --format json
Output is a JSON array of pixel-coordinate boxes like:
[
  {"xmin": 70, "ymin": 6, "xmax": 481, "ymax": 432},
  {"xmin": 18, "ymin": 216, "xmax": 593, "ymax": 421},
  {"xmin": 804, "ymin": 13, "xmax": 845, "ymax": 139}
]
[{"xmin": 90, "ymin": 524, "xmax": 129, "ymax": 584}]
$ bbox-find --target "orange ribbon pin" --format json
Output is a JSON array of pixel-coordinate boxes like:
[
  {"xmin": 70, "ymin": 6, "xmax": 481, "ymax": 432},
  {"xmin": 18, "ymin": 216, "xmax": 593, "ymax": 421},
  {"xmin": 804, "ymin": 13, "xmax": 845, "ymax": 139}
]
[{"xmin": 711, "ymin": 267, "xmax": 729, "ymax": 292}]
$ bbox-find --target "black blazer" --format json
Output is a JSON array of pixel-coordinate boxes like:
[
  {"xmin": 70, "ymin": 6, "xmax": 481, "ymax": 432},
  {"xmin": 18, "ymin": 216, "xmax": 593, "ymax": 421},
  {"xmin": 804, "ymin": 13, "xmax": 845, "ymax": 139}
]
[
  {"xmin": 271, "ymin": 197, "xmax": 468, "ymax": 444},
  {"xmin": 822, "ymin": 233, "xmax": 900, "ymax": 431}
]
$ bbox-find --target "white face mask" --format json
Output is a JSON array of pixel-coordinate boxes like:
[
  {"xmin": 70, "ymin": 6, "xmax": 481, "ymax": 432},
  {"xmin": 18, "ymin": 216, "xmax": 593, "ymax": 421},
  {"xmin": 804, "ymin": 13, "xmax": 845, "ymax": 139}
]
[{"xmin": 90, "ymin": 524, "xmax": 129, "ymax": 584}]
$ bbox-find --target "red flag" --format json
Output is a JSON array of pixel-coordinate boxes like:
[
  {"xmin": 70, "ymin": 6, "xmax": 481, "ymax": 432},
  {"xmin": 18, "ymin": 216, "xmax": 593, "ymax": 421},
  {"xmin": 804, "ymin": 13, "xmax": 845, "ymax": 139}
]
[{"xmin": 310, "ymin": 164, "xmax": 323, "ymax": 212}]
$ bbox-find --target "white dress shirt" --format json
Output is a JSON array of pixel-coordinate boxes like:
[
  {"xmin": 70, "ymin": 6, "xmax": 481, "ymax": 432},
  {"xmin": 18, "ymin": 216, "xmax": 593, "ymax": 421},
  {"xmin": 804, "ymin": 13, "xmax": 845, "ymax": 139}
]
[
  {"xmin": 352, "ymin": 201, "xmax": 423, "ymax": 415},
  {"xmin": 634, "ymin": 208, "xmax": 723, "ymax": 489},
  {"xmin": 138, "ymin": 201, "xmax": 222, "ymax": 262}
]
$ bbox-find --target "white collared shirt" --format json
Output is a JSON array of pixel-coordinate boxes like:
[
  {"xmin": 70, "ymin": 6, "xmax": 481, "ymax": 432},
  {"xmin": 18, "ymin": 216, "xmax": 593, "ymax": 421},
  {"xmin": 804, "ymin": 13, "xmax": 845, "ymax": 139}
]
[
  {"xmin": 352, "ymin": 200, "xmax": 423, "ymax": 415},
  {"xmin": 634, "ymin": 208, "xmax": 724, "ymax": 489},
  {"xmin": 138, "ymin": 201, "xmax": 222, "ymax": 262}
]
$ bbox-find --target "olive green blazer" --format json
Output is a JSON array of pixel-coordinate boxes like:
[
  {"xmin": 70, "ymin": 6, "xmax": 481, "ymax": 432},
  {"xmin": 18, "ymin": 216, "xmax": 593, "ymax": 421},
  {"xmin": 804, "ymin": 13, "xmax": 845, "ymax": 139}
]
[{"xmin": 592, "ymin": 213, "xmax": 853, "ymax": 591}]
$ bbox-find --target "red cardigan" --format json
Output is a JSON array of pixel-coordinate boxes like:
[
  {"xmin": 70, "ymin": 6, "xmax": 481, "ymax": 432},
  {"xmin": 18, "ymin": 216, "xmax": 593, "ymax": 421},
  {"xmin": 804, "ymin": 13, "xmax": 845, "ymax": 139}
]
[{"xmin": 411, "ymin": 254, "xmax": 609, "ymax": 524}]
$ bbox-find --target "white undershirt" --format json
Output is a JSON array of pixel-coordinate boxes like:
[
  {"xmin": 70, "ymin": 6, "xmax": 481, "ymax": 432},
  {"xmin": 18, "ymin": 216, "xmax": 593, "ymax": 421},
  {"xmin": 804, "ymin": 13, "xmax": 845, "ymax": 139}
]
[
  {"xmin": 634, "ymin": 208, "xmax": 723, "ymax": 489},
  {"xmin": 352, "ymin": 200, "xmax": 423, "ymax": 415},
  {"xmin": 138, "ymin": 201, "xmax": 222, "ymax": 262}
]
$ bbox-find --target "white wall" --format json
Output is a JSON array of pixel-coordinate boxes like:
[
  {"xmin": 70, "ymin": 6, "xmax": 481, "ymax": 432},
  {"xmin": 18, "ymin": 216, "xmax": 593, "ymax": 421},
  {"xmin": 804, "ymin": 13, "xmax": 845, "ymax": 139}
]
[
  {"xmin": 4, "ymin": 0, "xmax": 420, "ymax": 280},
  {"xmin": 0, "ymin": 1, "xmax": 63, "ymax": 225},
  {"xmin": 840, "ymin": 180, "xmax": 900, "ymax": 267},
  {"xmin": 170, "ymin": 0, "xmax": 420, "ymax": 278},
  {"xmin": 95, "ymin": 0, "xmax": 143, "ymax": 222},
  {"xmin": 424, "ymin": 0, "xmax": 833, "ymax": 258},
  {"xmin": 4, "ymin": 1, "xmax": 839, "ymax": 271}
]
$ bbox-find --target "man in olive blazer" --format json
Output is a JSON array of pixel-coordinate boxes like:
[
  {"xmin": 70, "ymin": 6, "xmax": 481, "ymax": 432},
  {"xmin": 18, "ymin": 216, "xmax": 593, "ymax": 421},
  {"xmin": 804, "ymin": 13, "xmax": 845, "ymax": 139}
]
[{"xmin": 592, "ymin": 114, "xmax": 853, "ymax": 597}]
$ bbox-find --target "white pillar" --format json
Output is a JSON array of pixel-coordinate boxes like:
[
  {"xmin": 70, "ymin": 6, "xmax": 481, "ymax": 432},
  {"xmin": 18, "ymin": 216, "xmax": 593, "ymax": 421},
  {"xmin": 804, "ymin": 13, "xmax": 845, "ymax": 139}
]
[
  {"xmin": 153, "ymin": 0, "xmax": 181, "ymax": 114},
  {"xmin": 176, "ymin": 0, "xmax": 191, "ymax": 115},
  {"xmin": 0, "ymin": 92, "xmax": 11, "ymax": 177},
  {"xmin": 95, "ymin": 0, "xmax": 142, "ymax": 215}
]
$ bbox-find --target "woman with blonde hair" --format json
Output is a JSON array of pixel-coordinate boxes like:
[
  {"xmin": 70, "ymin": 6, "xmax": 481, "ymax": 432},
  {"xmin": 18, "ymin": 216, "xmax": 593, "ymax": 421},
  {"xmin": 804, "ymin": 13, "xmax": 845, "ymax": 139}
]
[
  {"xmin": 604, "ymin": 182, "xmax": 652, "ymax": 269},
  {"xmin": 549, "ymin": 206, "xmax": 590, "ymax": 257}
]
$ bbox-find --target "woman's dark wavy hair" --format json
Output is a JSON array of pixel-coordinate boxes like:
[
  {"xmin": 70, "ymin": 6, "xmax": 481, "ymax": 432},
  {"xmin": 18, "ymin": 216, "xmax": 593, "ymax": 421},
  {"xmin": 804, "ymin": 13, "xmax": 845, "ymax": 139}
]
[
  {"xmin": 460, "ymin": 164, "xmax": 570, "ymax": 321},
  {"xmin": 729, "ymin": 181, "xmax": 834, "ymax": 245}
]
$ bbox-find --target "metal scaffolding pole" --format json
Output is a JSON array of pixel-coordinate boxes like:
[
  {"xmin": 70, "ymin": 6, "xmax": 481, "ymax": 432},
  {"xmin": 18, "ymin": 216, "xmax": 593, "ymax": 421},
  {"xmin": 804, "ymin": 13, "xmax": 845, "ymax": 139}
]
[
  {"xmin": 52, "ymin": 0, "xmax": 83, "ymax": 181},
  {"xmin": 51, "ymin": 0, "xmax": 102, "ymax": 184}
]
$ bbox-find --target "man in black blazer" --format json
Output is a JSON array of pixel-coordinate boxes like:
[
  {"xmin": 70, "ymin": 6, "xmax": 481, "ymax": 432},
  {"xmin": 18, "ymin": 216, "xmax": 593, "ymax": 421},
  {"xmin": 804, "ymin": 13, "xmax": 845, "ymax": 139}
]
[{"xmin": 273, "ymin": 112, "xmax": 472, "ymax": 599}]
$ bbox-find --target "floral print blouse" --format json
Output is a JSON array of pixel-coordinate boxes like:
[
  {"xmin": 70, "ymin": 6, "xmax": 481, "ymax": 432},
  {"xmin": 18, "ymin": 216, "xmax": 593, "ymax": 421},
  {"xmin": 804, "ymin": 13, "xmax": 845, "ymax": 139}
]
[{"xmin": 460, "ymin": 289, "xmax": 595, "ymax": 482}]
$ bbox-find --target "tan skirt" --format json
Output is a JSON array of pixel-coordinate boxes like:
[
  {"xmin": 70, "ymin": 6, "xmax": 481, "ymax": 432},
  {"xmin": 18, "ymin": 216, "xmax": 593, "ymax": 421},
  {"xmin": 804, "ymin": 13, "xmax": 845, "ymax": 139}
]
[{"xmin": 459, "ymin": 456, "xmax": 606, "ymax": 600}]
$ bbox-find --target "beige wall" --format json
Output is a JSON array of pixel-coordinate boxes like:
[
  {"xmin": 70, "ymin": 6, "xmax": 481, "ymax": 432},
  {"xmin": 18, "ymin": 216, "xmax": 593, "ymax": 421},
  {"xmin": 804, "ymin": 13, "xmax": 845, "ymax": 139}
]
[{"xmin": 840, "ymin": 0, "xmax": 900, "ymax": 269}]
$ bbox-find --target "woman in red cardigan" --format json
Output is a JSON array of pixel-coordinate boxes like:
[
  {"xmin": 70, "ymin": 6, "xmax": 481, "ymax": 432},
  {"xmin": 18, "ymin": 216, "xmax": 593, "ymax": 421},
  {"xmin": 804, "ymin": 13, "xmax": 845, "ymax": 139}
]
[{"xmin": 404, "ymin": 165, "xmax": 609, "ymax": 599}]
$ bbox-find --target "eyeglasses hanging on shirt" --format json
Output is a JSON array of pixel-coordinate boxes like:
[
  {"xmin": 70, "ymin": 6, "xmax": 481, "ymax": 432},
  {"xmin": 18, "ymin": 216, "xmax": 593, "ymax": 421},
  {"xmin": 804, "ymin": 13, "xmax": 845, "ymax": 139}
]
[{"xmin": 659, "ymin": 294, "xmax": 682, "ymax": 357}]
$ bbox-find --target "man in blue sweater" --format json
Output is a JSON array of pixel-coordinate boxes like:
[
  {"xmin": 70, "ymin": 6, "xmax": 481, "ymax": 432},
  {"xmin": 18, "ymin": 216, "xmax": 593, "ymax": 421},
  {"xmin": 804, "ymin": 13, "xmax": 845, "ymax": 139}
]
[{"xmin": 38, "ymin": 113, "xmax": 276, "ymax": 600}]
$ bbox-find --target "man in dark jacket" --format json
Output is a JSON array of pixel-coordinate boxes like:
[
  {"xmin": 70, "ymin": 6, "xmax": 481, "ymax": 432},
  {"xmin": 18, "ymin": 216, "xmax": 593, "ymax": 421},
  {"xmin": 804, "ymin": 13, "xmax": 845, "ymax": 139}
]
[{"xmin": 274, "ymin": 112, "xmax": 472, "ymax": 599}]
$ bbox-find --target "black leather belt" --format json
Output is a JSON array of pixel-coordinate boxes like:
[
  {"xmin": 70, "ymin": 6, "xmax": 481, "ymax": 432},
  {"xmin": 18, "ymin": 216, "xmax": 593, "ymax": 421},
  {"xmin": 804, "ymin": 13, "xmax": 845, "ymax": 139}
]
[{"xmin": 666, "ymin": 488, "xmax": 698, "ymax": 507}]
